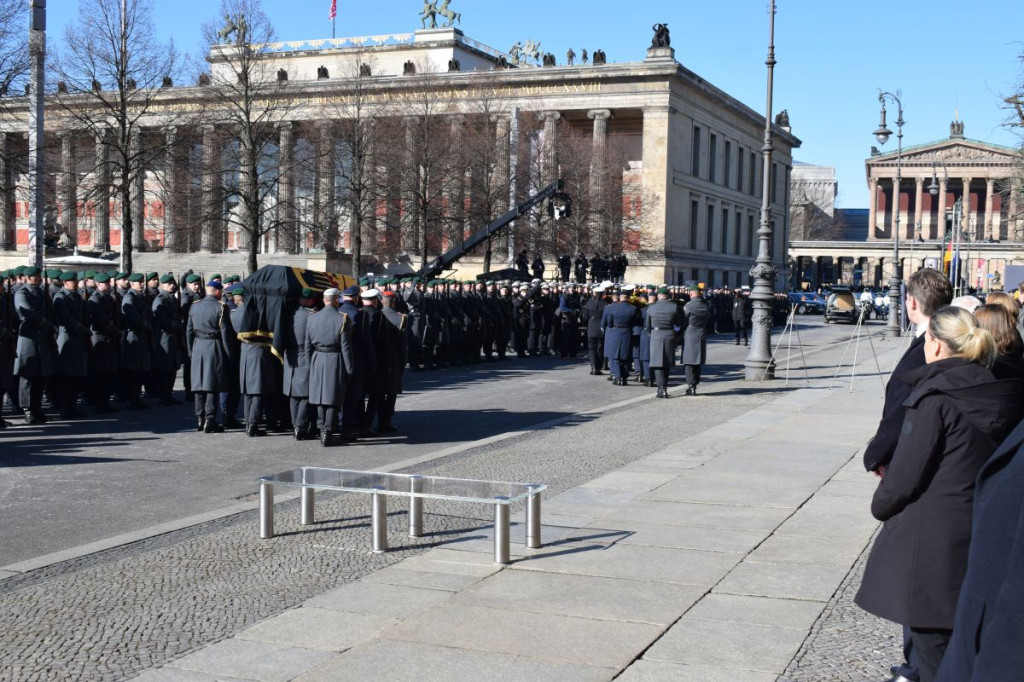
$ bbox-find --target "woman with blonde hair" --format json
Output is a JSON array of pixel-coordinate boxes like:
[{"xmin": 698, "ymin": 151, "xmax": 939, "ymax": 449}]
[
  {"xmin": 857, "ymin": 306, "xmax": 1022, "ymax": 682},
  {"xmin": 974, "ymin": 304, "xmax": 1024, "ymax": 380},
  {"xmin": 983, "ymin": 291, "xmax": 1019, "ymax": 319}
]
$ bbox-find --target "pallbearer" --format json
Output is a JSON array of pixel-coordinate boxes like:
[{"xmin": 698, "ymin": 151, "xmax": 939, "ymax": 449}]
[
  {"xmin": 186, "ymin": 281, "xmax": 235, "ymax": 433},
  {"xmin": 305, "ymin": 288, "xmax": 355, "ymax": 447},
  {"xmin": 645, "ymin": 287, "xmax": 682, "ymax": 398},
  {"xmin": 681, "ymin": 284, "xmax": 710, "ymax": 396}
]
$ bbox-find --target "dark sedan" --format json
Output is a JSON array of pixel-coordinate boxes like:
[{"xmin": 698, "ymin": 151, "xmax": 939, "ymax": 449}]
[{"xmin": 788, "ymin": 292, "xmax": 825, "ymax": 314}]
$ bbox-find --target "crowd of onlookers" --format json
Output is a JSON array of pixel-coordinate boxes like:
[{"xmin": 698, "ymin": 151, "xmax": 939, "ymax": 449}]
[{"xmin": 856, "ymin": 268, "xmax": 1024, "ymax": 682}]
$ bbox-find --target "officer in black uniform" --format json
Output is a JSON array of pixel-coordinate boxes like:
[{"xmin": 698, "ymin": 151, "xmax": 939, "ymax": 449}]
[{"xmin": 582, "ymin": 285, "xmax": 608, "ymax": 375}]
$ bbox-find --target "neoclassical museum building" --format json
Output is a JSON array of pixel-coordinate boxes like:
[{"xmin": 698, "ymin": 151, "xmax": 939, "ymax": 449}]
[
  {"xmin": 790, "ymin": 122, "xmax": 1023, "ymax": 291},
  {"xmin": 0, "ymin": 24, "xmax": 799, "ymax": 286}
]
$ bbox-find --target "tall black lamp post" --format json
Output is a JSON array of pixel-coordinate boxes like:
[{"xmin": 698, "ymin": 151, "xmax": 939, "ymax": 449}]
[{"xmin": 873, "ymin": 91, "xmax": 904, "ymax": 338}]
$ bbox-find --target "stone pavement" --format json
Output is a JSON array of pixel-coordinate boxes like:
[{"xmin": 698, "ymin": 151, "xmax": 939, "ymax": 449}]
[{"xmin": 133, "ymin": 358, "xmax": 901, "ymax": 680}]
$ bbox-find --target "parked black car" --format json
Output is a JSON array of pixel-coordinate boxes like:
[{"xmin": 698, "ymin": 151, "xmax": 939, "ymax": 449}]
[
  {"xmin": 824, "ymin": 287, "xmax": 859, "ymax": 324},
  {"xmin": 788, "ymin": 292, "xmax": 825, "ymax": 314}
]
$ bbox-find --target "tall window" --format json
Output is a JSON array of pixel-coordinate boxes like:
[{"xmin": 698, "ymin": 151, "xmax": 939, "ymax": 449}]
[
  {"xmin": 749, "ymin": 152, "xmax": 757, "ymax": 195},
  {"xmin": 724, "ymin": 141, "xmax": 732, "ymax": 189},
  {"xmin": 721, "ymin": 207, "xmax": 729, "ymax": 252},
  {"xmin": 771, "ymin": 162, "xmax": 779, "ymax": 203},
  {"xmin": 748, "ymin": 215, "xmax": 756, "ymax": 256},
  {"xmin": 709, "ymin": 134, "xmax": 718, "ymax": 184},
  {"xmin": 737, "ymin": 146, "xmax": 744, "ymax": 192},
  {"xmin": 691, "ymin": 126, "xmax": 702, "ymax": 177},
  {"xmin": 706, "ymin": 203, "xmax": 715, "ymax": 252},
  {"xmin": 690, "ymin": 200, "xmax": 699, "ymax": 249},
  {"xmin": 734, "ymin": 210, "xmax": 742, "ymax": 253}
]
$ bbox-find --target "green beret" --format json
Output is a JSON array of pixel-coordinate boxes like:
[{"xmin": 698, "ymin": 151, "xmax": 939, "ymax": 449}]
[
  {"xmin": 83, "ymin": 270, "xmax": 96, "ymax": 279},
  {"xmin": 225, "ymin": 275, "xmax": 240, "ymax": 284},
  {"xmin": 300, "ymin": 288, "xmax": 314, "ymax": 298},
  {"xmin": 0, "ymin": 269, "xmax": 8, "ymax": 278},
  {"xmin": 159, "ymin": 274, "xmax": 175, "ymax": 284},
  {"xmin": 95, "ymin": 272, "xmax": 113, "ymax": 283},
  {"xmin": 210, "ymin": 273, "xmax": 222, "ymax": 280},
  {"xmin": 358, "ymin": 277, "xmax": 369, "ymax": 286},
  {"xmin": 413, "ymin": 277, "xmax": 424, "ymax": 284},
  {"xmin": 22, "ymin": 265, "xmax": 41, "ymax": 277},
  {"xmin": 185, "ymin": 274, "xmax": 201, "ymax": 284},
  {"xmin": 115, "ymin": 271, "xmax": 127, "ymax": 280},
  {"xmin": 232, "ymin": 287, "xmax": 245, "ymax": 296},
  {"xmin": 128, "ymin": 273, "xmax": 144, "ymax": 283},
  {"xmin": 657, "ymin": 286, "xmax": 670, "ymax": 295},
  {"xmin": 11, "ymin": 265, "xmax": 23, "ymax": 276},
  {"xmin": 76, "ymin": 271, "xmax": 85, "ymax": 281},
  {"xmin": 146, "ymin": 271, "xmax": 158, "ymax": 280},
  {"xmin": 62, "ymin": 270, "xmax": 79, "ymax": 281}
]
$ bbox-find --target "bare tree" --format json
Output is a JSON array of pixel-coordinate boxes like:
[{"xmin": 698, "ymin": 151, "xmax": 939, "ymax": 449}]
[
  {"xmin": 1004, "ymin": 49, "xmax": 1024, "ymax": 236},
  {"xmin": 198, "ymin": 0, "xmax": 304, "ymax": 273},
  {"xmin": 0, "ymin": 0, "xmax": 29, "ymax": 122},
  {"xmin": 51, "ymin": 0, "xmax": 183, "ymax": 271}
]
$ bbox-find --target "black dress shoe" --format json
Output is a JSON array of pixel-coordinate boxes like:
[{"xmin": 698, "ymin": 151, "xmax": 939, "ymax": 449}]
[
  {"xmin": 197, "ymin": 418, "xmax": 205, "ymax": 432},
  {"xmin": 320, "ymin": 430, "xmax": 331, "ymax": 447},
  {"xmin": 593, "ymin": 370, "xmax": 603, "ymax": 376},
  {"xmin": 359, "ymin": 427, "xmax": 378, "ymax": 438},
  {"xmin": 246, "ymin": 424, "xmax": 266, "ymax": 437},
  {"xmin": 223, "ymin": 419, "xmax": 244, "ymax": 430},
  {"xmin": 684, "ymin": 386, "xmax": 693, "ymax": 396},
  {"xmin": 378, "ymin": 425, "xmax": 398, "ymax": 434},
  {"xmin": 203, "ymin": 419, "xmax": 224, "ymax": 433}
]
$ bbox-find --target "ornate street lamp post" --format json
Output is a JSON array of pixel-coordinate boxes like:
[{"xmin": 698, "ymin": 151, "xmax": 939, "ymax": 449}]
[
  {"xmin": 744, "ymin": 0, "xmax": 778, "ymax": 380},
  {"xmin": 873, "ymin": 91, "xmax": 904, "ymax": 338},
  {"xmin": 28, "ymin": 0, "xmax": 46, "ymax": 268}
]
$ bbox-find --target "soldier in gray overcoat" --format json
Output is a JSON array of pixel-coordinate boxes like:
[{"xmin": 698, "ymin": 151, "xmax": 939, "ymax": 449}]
[
  {"xmin": 121, "ymin": 273, "xmax": 153, "ymax": 409},
  {"xmin": 14, "ymin": 266, "xmax": 54, "ymax": 423},
  {"xmin": 151, "ymin": 275, "xmax": 183, "ymax": 405},
  {"xmin": 378, "ymin": 291, "xmax": 407, "ymax": 432},
  {"xmin": 645, "ymin": 287, "xmax": 683, "ymax": 398},
  {"xmin": 681, "ymin": 285, "xmax": 710, "ymax": 395},
  {"xmin": 186, "ymin": 281, "xmax": 235, "ymax": 433},
  {"xmin": 53, "ymin": 271, "xmax": 90, "ymax": 418},
  {"xmin": 284, "ymin": 288, "xmax": 317, "ymax": 440},
  {"xmin": 305, "ymin": 288, "xmax": 355, "ymax": 446},
  {"xmin": 87, "ymin": 272, "xmax": 120, "ymax": 413},
  {"xmin": 235, "ymin": 288, "xmax": 279, "ymax": 438}
]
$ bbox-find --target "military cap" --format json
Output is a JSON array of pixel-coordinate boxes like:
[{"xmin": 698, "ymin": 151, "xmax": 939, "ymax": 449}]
[
  {"xmin": 358, "ymin": 277, "xmax": 370, "ymax": 286},
  {"xmin": 323, "ymin": 287, "xmax": 341, "ymax": 298},
  {"xmin": 231, "ymin": 287, "xmax": 245, "ymax": 297},
  {"xmin": 300, "ymin": 287, "xmax": 315, "ymax": 298},
  {"xmin": 360, "ymin": 288, "xmax": 380, "ymax": 299},
  {"xmin": 413, "ymin": 276, "xmax": 424, "ymax": 284},
  {"xmin": 210, "ymin": 273, "xmax": 222, "ymax": 280},
  {"xmin": 686, "ymin": 283, "xmax": 701, "ymax": 292},
  {"xmin": 224, "ymin": 275, "xmax": 240, "ymax": 284},
  {"xmin": 206, "ymin": 280, "xmax": 223, "ymax": 290},
  {"xmin": 159, "ymin": 274, "xmax": 175, "ymax": 284},
  {"xmin": 342, "ymin": 285, "xmax": 361, "ymax": 297},
  {"xmin": 23, "ymin": 265, "xmax": 41, "ymax": 277},
  {"xmin": 146, "ymin": 271, "xmax": 158, "ymax": 281},
  {"xmin": 61, "ymin": 270, "xmax": 78, "ymax": 281},
  {"xmin": 657, "ymin": 286, "xmax": 670, "ymax": 295},
  {"xmin": 95, "ymin": 272, "xmax": 113, "ymax": 283},
  {"xmin": 382, "ymin": 290, "xmax": 396, "ymax": 298},
  {"xmin": 127, "ymin": 272, "xmax": 144, "ymax": 282},
  {"xmin": 185, "ymin": 273, "xmax": 201, "ymax": 284},
  {"xmin": 115, "ymin": 271, "xmax": 128, "ymax": 280},
  {"xmin": 0, "ymin": 269, "xmax": 8, "ymax": 278},
  {"xmin": 81, "ymin": 270, "xmax": 95, "ymax": 279}
]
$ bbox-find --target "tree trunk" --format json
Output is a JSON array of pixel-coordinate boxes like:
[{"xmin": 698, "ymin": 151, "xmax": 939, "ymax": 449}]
[
  {"xmin": 121, "ymin": 173, "xmax": 133, "ymax": 273},
  {"xmin": 351, "ymin": 213, "xmax": 362, "ymax": 278},
  {"xmin": 483, "ymin": 236, "xmax": 492, "ymax": 273},
  {"xmin": 247, "ymin": 232, "xmax": 259, "ymax": 274}
]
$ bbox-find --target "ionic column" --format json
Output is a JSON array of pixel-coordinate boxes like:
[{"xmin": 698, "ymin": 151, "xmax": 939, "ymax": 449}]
[
  {"xmin": 163, "ymin": 127, "xmax": 179, "ymax": 252},
  {"xmin": 588, "ymin": 109, "xmax": 612, "ymax": 240},
  {"xmin": 315, "ymin": 121, "xmax": 336, "ymax": 251},
  {"xmin": 60, "ymin": 132, "xmax": 77, "ymax": 247},
  {"xmin": 0, "ymin": 133, "xmax": 12, "ymax": 250},
  {"xmin": 984, "ymin": 179, "xmax": 995, "ymax": 241},
  {"xmin": 961, "ymin": 177, "xmax": 972, "ymax": 237},
  {"xmin": 540, "ymin": 111, "xmax": 560, "ymax": 183},
  {"xmin": 276, "ymin": 122, "xmax": 297, "ymax": 253},
  {"xmin": 834, "ymin": 256, "xmax": 844, "ymax": 284},
  {"xmin": 94, "ymin": 131, "xmax": 111, "ymax": 252},
  {"xmin": 913, "ymin": 177, "xmax": 924, "ymax": 241},
  {"xmin": 200, "ymin": 124, "xmax": 223, "ymax": 252},
  {"xmin": 868, "ymin": 179, "xmax": 878, "ymax": 238},
  {"xmin": 493, "ymin": 115, "xmax": 510, "ymax": 214},
  {"xmin": 936, "ymin": 178, "xmax": 948, "ymax": 241},
  {"xmin": 130, "ymin": 128, "xmax": 145, "ymax": 251}
]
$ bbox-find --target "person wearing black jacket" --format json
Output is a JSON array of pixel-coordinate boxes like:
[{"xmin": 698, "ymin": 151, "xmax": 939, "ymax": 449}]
[{"xmin": 856, "ymin": 306, "xmax": 1022, "ymax": 682}]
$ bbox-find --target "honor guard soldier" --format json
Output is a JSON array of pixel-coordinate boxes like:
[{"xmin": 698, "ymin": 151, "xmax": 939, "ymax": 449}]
[
  {"xmin": 645, "ymin": 287, "xmax": 683, "ymax": 398},
  {"xmin": 340, "ymin": 285, "xmax": 375, "ymax": 439},
  {"xmin": 13, "ymin": 266, "xmax": 53, "ymax": 424},
  {"xmin": 87, "ymin": 272, "xmax": 120, "ymax": 413},
  {"xmin": 582, "ymin": 284, "xmax": 608, "ymax": 375},
  {"xmin": 186, "ymin": 281, "xmax": 235, "ymax": 433},
  {"xmin": 601, "ymin": 287, "xmax": 640, "ymax": 385},
  {"xmin": 284, "ymin": 288, "xmax": 317, "ymax": 440},
  {"xmin": 378, "ymin": 291, "xmax": 407, "ymax": 432},
  {"xmin": 151, "ymin": 274, "xmax": 183, "ymax": 405},
  {"xmin": 681, "ymin": 284, "xmax": 710, "ymax": 395},
  {"xmin": 121, "ymin": 273, "xmax": 153, "ymax": 409},
  {"xmin": 52, "ymin": 271, "xmax": 90, "ymax": 419},
  {"xmin": 179, "ymin": 273, "xmax": 204, "ymax": 400},
  {"xmin": 732, "ymin": 287, "xmax": 752, "ymax": 346},
  {"xmin": 235, "ymin": 288, "xmax": 279, "ymax": 437},
  {"xmin": 221, "ymin": 287, "xmax": 244, "ymax": 428},
  {"xmin": 305, "ymin": 288, "xmax": 355, "ymax": 446}
]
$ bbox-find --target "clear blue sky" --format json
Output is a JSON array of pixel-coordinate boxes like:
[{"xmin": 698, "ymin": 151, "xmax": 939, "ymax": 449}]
[{"xmin": 49, "ymin": 0, "xmax": 1024, "ymax": 208}]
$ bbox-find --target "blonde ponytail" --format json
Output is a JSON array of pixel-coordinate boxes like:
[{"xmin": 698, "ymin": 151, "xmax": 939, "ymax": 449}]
[{"xmin": 929, "ymin": 306, "xmax": 997, "ymax": 368}]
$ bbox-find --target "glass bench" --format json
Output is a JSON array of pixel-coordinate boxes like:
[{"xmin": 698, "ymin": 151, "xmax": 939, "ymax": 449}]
[{"xmin": 257, "ymin": 467, "xmax": 546, "ymax": 565}]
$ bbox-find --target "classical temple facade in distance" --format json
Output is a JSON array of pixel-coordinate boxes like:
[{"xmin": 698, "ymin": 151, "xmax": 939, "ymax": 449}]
[{"xmin": 0, "ymin": 25, "xmax": 799, "ymax": 286}]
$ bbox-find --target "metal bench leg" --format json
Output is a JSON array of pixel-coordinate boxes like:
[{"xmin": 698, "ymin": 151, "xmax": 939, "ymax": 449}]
[
  {"xmin": 526, "ymin": 486, "xmax": 542, "ymax": 549},
  {"xmin": 409, "ymin": 475, "xmax": 424, "ymax": 538},
  {"xmin": 494, "ymin": 497, "xmax": 510, "ymax": 566},
  {"xmin": 372, "ymin": 489, "xmax": 388, "ymax": 553},
  {"xmin": 259, "ymin": 482, "xmax": 274, "ymax": 539},
  {"xmin": 300, "ymin": 487, "xmax": 315, "ymax": 526}
]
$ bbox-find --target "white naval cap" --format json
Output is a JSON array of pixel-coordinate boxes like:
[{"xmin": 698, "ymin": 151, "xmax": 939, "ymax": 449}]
[
  {"xmin": 360, "ymin": 288, "xmax": 380, "ymax": 299},
  {"xmin": 323, "ymin": 287, "xmax": 341, "ymax": 297}
]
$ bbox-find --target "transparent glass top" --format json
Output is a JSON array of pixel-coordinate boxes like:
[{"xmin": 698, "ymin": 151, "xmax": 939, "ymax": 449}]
[{"xmin": 259, "ymin": 467, "xmax": 545, "ymax": 505}]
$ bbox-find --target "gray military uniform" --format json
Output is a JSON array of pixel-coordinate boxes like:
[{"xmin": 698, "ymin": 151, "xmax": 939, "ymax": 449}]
[
  {"xmin": 14, "ymin": 284, "xmax": 53, "ymax": 419},
  {"xmin": 284, "ymin": 306, "xmax": 315, "ymax": 436},
  {"xmin": 305, "ymin": 307, "xmax": 355, "ymax": 434},
  {"xmin": 645, "ymin": 298, "xmax": 683, "ymax": 395},
  {"xmin": 682, "ymin": 296, "xmax": 710, "ymax": 393},
  {"xmin": 186, "ymin": 296, "xmax": 235, "ymax": 423}
]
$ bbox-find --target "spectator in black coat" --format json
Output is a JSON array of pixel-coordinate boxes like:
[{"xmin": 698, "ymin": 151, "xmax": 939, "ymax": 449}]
[{"xmin": 856, "ymin": 306, "xmax": 1022, "ymax": 682}]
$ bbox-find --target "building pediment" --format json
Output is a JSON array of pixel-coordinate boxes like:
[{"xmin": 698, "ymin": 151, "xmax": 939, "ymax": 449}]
[{"xmin": 868, "ymin": 138, "xmax": 1019, "ymax": 168}]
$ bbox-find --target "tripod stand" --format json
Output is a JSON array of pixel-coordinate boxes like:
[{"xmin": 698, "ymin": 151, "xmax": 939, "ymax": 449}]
[
  {"xmin": 829, "ymin": 308, "xmax": 885, "ymax": 393},
  {"xmin": 760, "ymin": 305, "xmax": 811, "ymax": 385}
]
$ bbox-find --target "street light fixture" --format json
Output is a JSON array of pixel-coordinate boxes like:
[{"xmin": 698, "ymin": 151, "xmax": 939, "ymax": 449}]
[{"xmin": 873, "ymin": 90, "xmax": 904, "ymax": 339}]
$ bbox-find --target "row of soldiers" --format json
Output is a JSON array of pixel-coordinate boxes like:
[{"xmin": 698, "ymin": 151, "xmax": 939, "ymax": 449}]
[{"xmin": 513, "ymin": 252, "xmax": 630, "ymax": 283}]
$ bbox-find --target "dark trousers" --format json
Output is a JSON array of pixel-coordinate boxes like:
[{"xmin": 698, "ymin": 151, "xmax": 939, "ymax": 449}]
[
  {"xmin": 19, "ymin": 376, "xmax": 44, "ymax": 415},
  {"xmin": 342, "ymin": 372, "xmax": 365, "ymax": 434},
  {"xmin": 55, "ymin": 376, "xmax": 81, "ymax": 413},
  {"xmin": 892, "ymin": 625, "xmax": 920, "ymax": 682},
  {"xmin": 734, "ymin": 321, "xmax": 749, "ymax": 344},
  {"xmin": 123, "ymin": 371, "xmax": 144, "ymax": 405},
  {"xmin": 653, "ymin": 368, "xmax": 669, "ymax": 388},
  {"xmin": 684, "ymin": 364, "xmax": 701, "ymax": 387},
  {"xmin": 609, "ymin": 357, "xmax": 629, "ymax": 380},
  {"xmin": 244, "ymin": 394, "xmax": 264, "ymax": 426},
  {"xmin": 588, "ymin": 337, "xmax": 603, "ymax": 370},
  {"xmin": 90, "ymin": 373, "xmax": 113, "ymax": 411},
  {"xmin": 379, "ymin": 394, "xmax": 397, "ymax": 428},
  {"xmin": 316, "ymin": 405, "xmax": 338, "ymax": 432},
  {"xmin": 182, "ymin": 357, "xmax": 192, "ymax": 395},
  {"xmin": 194, "ymin": 392, "xmax": 217, "ymax": 420},
  {"xmin": 909, "ymin": 627, "xmax": 950, "ymax": 682},
  {"xmin": 220, "ymin": 390, "xmax": 240, "ymax": 422},
  {"xmin": 290, "ymin": 396, "xmax": 310, "ymax": 431}
]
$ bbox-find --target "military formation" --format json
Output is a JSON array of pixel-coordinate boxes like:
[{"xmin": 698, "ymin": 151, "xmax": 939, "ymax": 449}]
[{"xmin": 0, "ymin": 263, "xmax": 794, "ymax": 438}]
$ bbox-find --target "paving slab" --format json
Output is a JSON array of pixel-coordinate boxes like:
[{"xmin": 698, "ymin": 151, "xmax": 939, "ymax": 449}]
[
  {"xmin": 237, "ymin": 607, "xmax": 399, "ymax": 652},
  {"xmin": 388, "ymin": 549, "xmax": 506, "ymax": 578},
  {"xmin": 294, "ymin": 639, "xmax": 616, "ymax": 682},
  {"xmin": 773, "ymin": 495, "xmax": 881, "ymax": 538},
  {"xmin": 360, "ymin": 565, "xmax": 487, "ymax": 592},
  {"xmin": 748, "ymin": 532, "xmax": 871, "ymax": 567},
  {"xmin": 643, "ymin": 618, "xmax": 809, "ymax": 673},
  {"xmin": 580, "ymin": 471, "xmax": 680, "ymax": 493},
  {"xmin": 682, "ymin": 593, "xmax": 824, "ymax": 629},
  {"xmin": 455, "ymin": 569, "xmax": 705, "ymax": 625},
  {"xmin": 383, "ymin": 601, "xmax": 664, "ymax": 668},
  {"xmin": 603, "ymin": 499, "xmax": 793, "ymax": 532},
  {"xmin": 542, "ymin": 486, "xmax": 644, "ymax": 518},
  {"xmin": 304, "ymin": 580, "xmax": 455, "ymax": 619},
  {"xmin": 585, "ymin": 520, "xmax": 765, "ymax": 554},
  {"xmin": 816, "ymin": 478, "xmax": 878, "ymax": 498},
  {"xmin": 618, "ymin": 660, "xmax": 777, "ymax": 682},
  {"xmin": 641, "ymin": 480, "xmax": 812, "ymax": 508},
  {"xmin": 165, "ymin": 638, "xmax": 334, "ymax": 682},
  {"xmin": 713, "ymin": 560, "xmax": 850, "ymax": 602},
  {"xmin": 133, "ymin": 668, "xmax": 251, "ymax": 682},
  {"xmin": 512, "ymin": 542, "xmax": 742, "ymax": 585}
]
